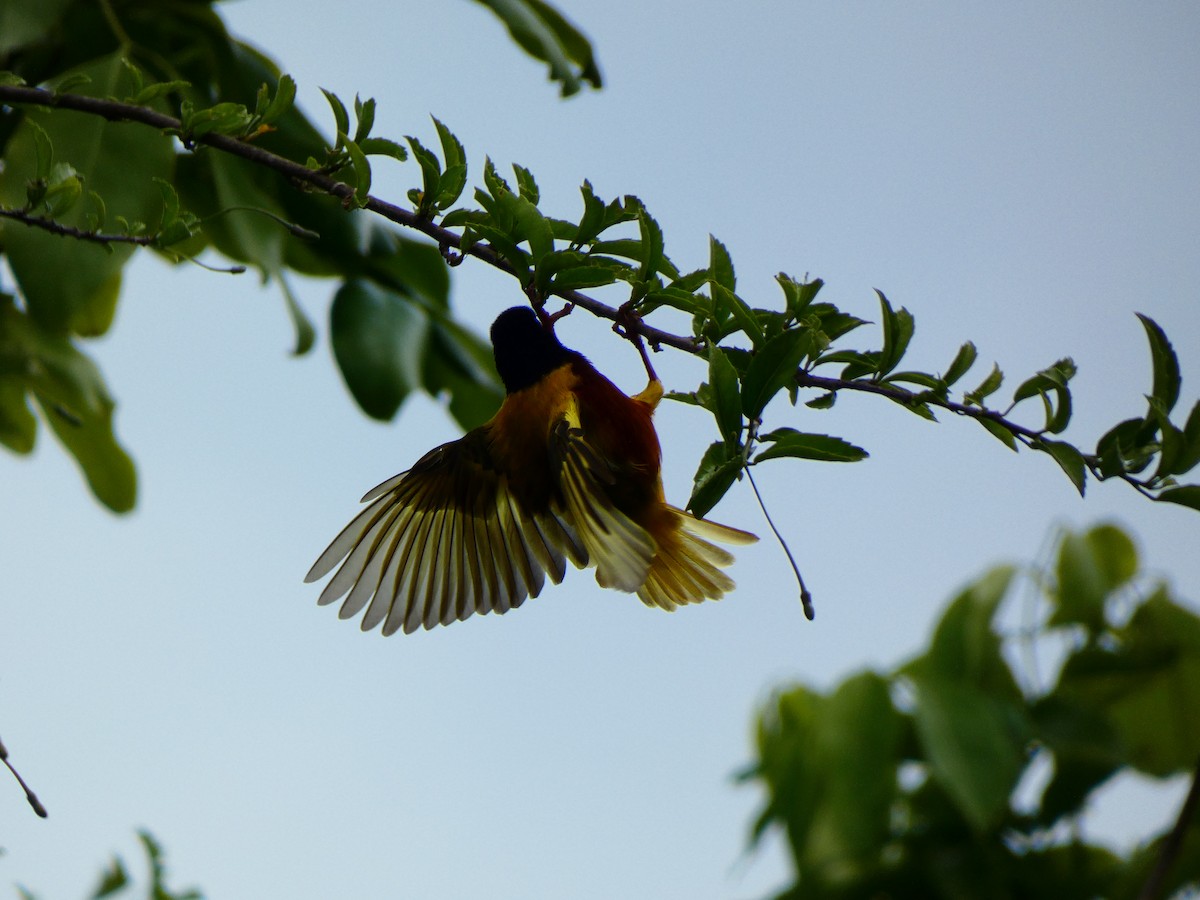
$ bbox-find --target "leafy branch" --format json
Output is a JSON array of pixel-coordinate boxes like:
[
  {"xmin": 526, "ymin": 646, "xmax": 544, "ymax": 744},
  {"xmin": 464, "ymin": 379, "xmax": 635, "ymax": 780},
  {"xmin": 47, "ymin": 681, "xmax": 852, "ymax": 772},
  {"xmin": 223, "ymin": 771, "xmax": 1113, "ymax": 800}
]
[
  {"xmin": 1, "ymin": 69, "xmax": 1196, "ymax": 527},
  {"xmin": 0, "ymin": 205, "xmax": 156, "ymax": 246}
]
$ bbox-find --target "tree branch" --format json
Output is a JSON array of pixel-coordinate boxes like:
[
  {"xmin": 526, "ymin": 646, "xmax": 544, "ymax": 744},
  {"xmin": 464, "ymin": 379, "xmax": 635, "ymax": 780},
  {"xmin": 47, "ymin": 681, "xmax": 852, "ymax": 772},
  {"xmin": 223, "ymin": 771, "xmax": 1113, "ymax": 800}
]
[
  {"xmin": 0, "ymin": 84, "xmax": 697, "ymax": 352},
  {"xmin": 0, "ymin": 84, "xmax": 1157, "ymax": 500},
  {"xmin": 0, "ymin": 206, "xmax": 156, "ymax": 245},
  {"xmin": 1137, "ymin": 756, "xmax": 1200, "ymax": 900}
]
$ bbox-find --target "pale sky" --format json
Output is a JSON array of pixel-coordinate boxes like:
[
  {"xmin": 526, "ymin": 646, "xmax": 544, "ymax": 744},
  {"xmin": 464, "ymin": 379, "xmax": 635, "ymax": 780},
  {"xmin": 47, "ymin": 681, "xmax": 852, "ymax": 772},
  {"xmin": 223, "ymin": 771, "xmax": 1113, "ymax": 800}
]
[{"xmin": 3, "ymin": 3, "xmax": 1199, "ymax": 897}]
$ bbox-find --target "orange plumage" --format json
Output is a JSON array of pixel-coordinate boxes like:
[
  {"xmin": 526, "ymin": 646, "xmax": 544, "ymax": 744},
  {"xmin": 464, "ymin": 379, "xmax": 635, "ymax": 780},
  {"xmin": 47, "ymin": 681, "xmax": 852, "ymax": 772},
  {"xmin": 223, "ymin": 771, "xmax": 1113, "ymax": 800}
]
[{"xmin": 305, "ymin": 306, "xmax": 756, "ymax": 634}]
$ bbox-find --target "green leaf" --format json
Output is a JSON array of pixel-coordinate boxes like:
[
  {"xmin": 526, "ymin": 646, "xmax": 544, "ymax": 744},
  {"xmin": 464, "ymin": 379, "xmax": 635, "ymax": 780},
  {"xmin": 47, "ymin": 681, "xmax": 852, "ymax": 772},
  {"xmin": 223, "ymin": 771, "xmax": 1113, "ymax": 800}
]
[
  {"xmin": 321, "ymin": 88, "xmax": 350, "ymax": 147},
  {"xmin": 343, "ymin": 135, "xmax": 371, "ymax": 207},
  {"xmin": 1156, "ymin": 484, "xmax": 1200, "ymax": 511},
  {"xmin": 358, "ymin": 137, "xmax": 409, "ymax": 162},
  {"xmin": 977, "ymin": 417, "xmax": 1018, "ymax": 450},
  {"xmin": 90, "ymin": 855, "xmax": 129, "ymax": 898},
  {"xmin": 1172, "ymin": 398, "xmax": 1200, "ymax": 477},
  {"xmin": 709, "ymin": 235, "xmax": 735, "ymax": 292},
  {"xmin": 943, "ymin": 341, "xmax": 978, "ymax": 386},
  {"xmin": 1137, "ymin": 313, "xmax": 1180, "ymax": 415},
  {"xmin": 535, "ymin": 251, "xmax": 628, "ymax": 293},
  {"xmin": 511, "ymin": 162, "xmax": 539, "ymax": 204},
  {"xmin": 469, "ymin": 0, "xmax": 602, "ymax": 96},
  {"xmin": 687, "ymin": 440, "xmax": 742, "ymax": 518},
  {"xmin": 0, "ymin": 54, "xmax": 172, "ymax": 336},
  {"xmin": 180, "ymin": 100, "xmax": 253, "ymax": 138},
  {"xmin": 330, "ymin": 280, "xmax": 428, "ymax": 420},
  {"xmin": 1013, "ymin": 358, "xmax": 1076, "ymax": 434},
  {"xmin": 433, "ymin": 118, "xmax": 468, "ymax": 208},
  {"xmin": 1037, "ymin": 438, "xmax": 1088, "ymax": 496},
  {"xmin": 1057, "ymin": 587, "xmax": 1200, "ymax": 777},
  {"xmin": 636, "ymin": 203, "xmax": 664, "ymax": 282},
  {"xmin": 903, "ymin": 566, "xmax": 1030, "ymax": 831},
  {"xmin": 1085, "ymin": 523, "xmax": 1139, "ymax": 595},
  {"xmin": 31, "ymin": 369, "xmax": 136, "ymax": 514},
  {"xmin": 708, "ymin": 347, "xmax": 742, "ymax": 446},
  {"xmin": 463, "ymin": 219, "xmax": 531, "ymax": 281},
  {"xmin": 41, "ymin": 163, "xmax": 83, "ymax": 217},
  {"xmin": 907, "ymin": 674, "xmax": 1029, "ymax": 832},
  {"xmin": 27, "ymin": 118, "xmax": 52, "ymax": 180},
  {"xmin": 498, "ymin": 191, "xmax": 555, "ymax": 262},
  {"xmin": 261, "ymin": 74, "xmax": 297, "ymax": 124},
  {"xmin": 131, "ymin": 79, "xmax": 191, "ymax": 106},
  {"xmin": 754, "ymin": 429, "xmax": 867, "ymax": 464},
  {"xmin": 359, "ymin": 225, "xmax": 451, "ymax": 309},
  {"xmin": 1028, "ymin": 695, "xmax": 1124, "ymax": 825},
  {"xmin": 279, "ymin": 277, "xmax": 315, "ymax": 357},
  {"xmin": 752, "ymin": 674, "xmax": 902, "ymax": 884},
  {"xmin": 740, "ymin": 329, "xmax": 811, "ymax": 419},
  {"xmin": 574, "ymin": 180, "xmax": 606, "ymax": 245},
  {"xmin": 0, "ymin": 0, "xmax": 71, "ymax": 57},
  {"xmin": 964, "ymin": 363, "xmax": 1003, "ymax": 406},
  {"xmin": 711, "ymin": 284, "xmax": 764, "ymax": 347},
  {"xmin": 1049, "ymin": 526, "xmax": 1136, "ymax": 633},
  {"xmin": 481, "ymin": 155, "xmax": 512, "ymax": 199},
  {"xmin": 775, "ymin": 273, "xmax": 822, "ymax": 318},
  {"xmin": 910, "ymin": 566, "xmax": 1019, "ymax": 694},
  {"xmin": 1095, "ymin": 416, "xmax": 1158, "ymax": 477},
  {"xmin": 0, "ymin": 378, "xmax": 37, "ymax": 453},
  {"xmin": 875, "ymin": 289, "xmax": 914, "ymax": 378},
  {"xmin": 352, "ymin": 94, "xmax": 376, "ymax": 143},
  {"xmin": 406, "ymin": 135, "xmax": 442, "ymax": 213},
  {"xmin": 642, "ymin": 284, "xmax": 707, "ymax": 316},
  {"xmin": 422, "ymin": 318, "xmax": 503, "ymax": 431}
]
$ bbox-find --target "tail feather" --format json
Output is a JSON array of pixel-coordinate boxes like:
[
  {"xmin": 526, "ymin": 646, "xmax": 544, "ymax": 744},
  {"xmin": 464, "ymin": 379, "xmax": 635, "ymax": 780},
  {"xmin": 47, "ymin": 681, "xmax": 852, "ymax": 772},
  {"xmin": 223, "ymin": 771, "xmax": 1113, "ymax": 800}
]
[{"xmin": 636, "ymin": 507, "xmax": 757, "ymax": 610}]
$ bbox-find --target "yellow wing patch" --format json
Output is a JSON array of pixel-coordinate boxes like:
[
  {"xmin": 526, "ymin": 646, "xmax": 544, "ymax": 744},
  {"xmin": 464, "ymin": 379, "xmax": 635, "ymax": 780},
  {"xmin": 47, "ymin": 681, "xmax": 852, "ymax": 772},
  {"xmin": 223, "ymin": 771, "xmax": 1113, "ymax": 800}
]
[
  {"xmin": 550, "ymin": 397, "xmax": 657, "ymax": 593},
  {"xmin": 636, "ymin": 505, "xmax": 759, "ymax": 611}
]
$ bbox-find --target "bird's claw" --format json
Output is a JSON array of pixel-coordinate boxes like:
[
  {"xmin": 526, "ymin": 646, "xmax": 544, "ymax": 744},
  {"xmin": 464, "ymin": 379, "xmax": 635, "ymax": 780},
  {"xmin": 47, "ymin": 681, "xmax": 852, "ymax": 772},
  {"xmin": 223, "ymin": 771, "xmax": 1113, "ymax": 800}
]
[{"xmin": 613, "ymin": 301, "xmax": 658, "ymax": 382}]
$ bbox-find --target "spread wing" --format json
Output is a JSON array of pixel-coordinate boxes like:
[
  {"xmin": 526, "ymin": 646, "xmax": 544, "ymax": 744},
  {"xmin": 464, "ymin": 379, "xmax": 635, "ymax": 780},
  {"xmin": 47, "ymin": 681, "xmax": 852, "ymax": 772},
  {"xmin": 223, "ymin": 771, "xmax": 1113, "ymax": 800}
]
[
  {"xmin": 305, "ymin": 428, "xmax": 587, "ymax": 635},
  {"xmin": 549, "ymin": 400, "xmax": 657, "ymax": 593}
]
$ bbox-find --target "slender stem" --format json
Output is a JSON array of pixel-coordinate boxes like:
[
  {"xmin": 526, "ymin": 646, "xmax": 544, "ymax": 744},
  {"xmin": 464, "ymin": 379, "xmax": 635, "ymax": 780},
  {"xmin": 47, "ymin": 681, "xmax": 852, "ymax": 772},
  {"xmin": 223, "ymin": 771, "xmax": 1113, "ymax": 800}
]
[
  {"xmin": 0, "ymin": 735, "xmax": 48, "ymax": 818},
  {"xmin": 1137, "ymin": 756, "xmax": 1200, "ymax": 900},
  {"xmin": 97, "ymin": 0, "xmax": 133, "ymax": 51},
  {"xmin": 745, "ymin": 465, "xmax": 814, "ymax": 620},
  {"xmin": 0, "ymin": 207, "xmax": 156, "ymax": 245}
]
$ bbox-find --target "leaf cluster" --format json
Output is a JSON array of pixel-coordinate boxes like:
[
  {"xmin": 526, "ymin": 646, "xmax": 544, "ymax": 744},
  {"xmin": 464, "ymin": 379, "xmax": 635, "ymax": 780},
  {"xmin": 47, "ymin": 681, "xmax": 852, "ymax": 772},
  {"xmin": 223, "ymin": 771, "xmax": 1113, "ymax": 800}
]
[
  {"xmin": 744, "ymin": 523, "xmax": 1200, "ymax": 900},
  {"xmin": 0, "ymin": 0, "xmax": 580, "ymax": 509}
]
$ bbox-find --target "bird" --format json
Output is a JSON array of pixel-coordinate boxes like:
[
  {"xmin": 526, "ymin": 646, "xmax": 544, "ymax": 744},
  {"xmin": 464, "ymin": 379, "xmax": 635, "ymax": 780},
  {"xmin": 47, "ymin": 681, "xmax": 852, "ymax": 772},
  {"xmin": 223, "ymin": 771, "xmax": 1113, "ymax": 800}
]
[{"xmin": 305, "ymin": 305, "xmax": 757, "ymax": 635}]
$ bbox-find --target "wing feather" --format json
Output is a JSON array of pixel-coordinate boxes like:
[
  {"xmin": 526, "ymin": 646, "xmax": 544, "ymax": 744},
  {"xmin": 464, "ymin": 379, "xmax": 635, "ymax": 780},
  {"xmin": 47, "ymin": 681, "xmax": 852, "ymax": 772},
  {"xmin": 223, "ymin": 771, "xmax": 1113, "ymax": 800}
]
[
  {"xmin": 307, "ymin": 429, "xmax": 585, "ymax": 634},
  {"xmin": 551, "ymin": 414, "xmax": 655, "ymax": 593}
]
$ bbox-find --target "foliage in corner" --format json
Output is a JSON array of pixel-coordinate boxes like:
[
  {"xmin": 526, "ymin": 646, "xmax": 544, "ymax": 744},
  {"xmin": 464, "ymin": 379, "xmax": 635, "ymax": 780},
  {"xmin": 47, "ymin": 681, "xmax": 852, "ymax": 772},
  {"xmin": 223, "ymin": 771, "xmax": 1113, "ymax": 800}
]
[
  {"xmin": 743, "ymin": 522, "xmax": 1200, "ymax": 900},
  {"xmin": 0, "ymin": 0, "xmax": 593, "ymax": 510},
  {"xmin": 18, "ymin": 830, "xmax": 200, "ymax": 900}
]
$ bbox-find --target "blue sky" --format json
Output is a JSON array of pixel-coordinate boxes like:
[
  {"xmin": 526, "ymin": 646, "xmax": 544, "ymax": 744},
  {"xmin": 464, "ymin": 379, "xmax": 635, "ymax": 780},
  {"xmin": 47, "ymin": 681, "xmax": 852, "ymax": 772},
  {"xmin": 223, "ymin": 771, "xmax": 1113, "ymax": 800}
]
[{"xmin": 3, "ymin": 3, "xmax": 1198, "ymax": 897}]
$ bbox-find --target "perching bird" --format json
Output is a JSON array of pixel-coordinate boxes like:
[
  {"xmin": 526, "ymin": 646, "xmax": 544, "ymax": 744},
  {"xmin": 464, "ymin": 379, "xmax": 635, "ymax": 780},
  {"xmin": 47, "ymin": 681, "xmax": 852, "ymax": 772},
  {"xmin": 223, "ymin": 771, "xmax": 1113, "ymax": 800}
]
[{"xmin": 305, "ymin": 305, "xmax": 757, "ymax": 634}]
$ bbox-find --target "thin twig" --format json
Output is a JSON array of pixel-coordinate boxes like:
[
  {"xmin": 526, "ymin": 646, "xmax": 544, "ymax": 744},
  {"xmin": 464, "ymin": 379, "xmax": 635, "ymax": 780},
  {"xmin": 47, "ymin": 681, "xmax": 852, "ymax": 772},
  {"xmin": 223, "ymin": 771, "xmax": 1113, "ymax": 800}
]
[
  {"xmin": 0, "ymin": 734, "xmax": 48, "ymax": 818},
  {"xmin": 1137, "ymin": 755, "xmax": 1200, "ymax": 900},
  {"xmin": 0, "ymin": 206, "xmax": 156, "ymax": 245},
  {"xmin": 745, "ymin": 465, "xmax": 814, "ymax": 620}
]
